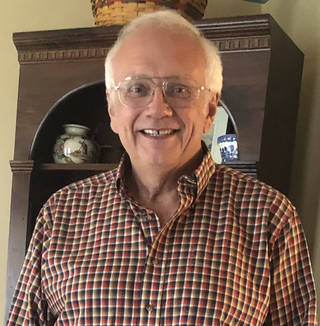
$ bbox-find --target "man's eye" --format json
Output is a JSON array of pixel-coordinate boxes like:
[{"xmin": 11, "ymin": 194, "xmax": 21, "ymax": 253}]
[
  {"xmin": 168, "ymin": 84, "xmax": 192, "ymax": 98},
  {"xmin": 126, "ymin": 83, "xmax": 149, "ymax": 97}
]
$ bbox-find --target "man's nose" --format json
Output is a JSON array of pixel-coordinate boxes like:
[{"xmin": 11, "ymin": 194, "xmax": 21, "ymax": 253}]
[{"xmin": 146, "ymin": 87, "xmax": 173, "ymax": 117}]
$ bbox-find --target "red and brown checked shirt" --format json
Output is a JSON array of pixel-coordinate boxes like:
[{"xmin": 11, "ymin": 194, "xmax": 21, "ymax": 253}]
[{"xmin": 7, "ymin": 149, "xmax": 317, "ymax": 325}]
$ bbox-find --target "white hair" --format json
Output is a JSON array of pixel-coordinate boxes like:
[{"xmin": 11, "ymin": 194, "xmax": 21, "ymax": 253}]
[{"xmin": 105, "ymin": 9, "xmax": 223, "ymax": 94}]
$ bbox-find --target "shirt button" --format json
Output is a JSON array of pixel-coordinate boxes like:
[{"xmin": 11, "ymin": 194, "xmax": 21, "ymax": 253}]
[
  {"xmin": 145, "ymin": 304, "xmax": 153, "ymax": 312},
  {"xmin": 137, "ymin": 213, "xmax": 146, "ymax": 222},
  {"xmin": 151, "ymin": 258, "xmax": 160, "ymax": 266}
]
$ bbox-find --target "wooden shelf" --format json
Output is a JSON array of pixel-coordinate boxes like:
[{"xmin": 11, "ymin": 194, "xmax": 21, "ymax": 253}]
[
  {"xmin": 225, "ymin": 161, "xmax": 257, "ymax": 176},
  {"xmin": 11, "ymin": 160, "xmax": 256, "ymax": 174},
  {"xmin": 10, "ymin": 160, "xmax": 118, "ymax": 172},
  {"xmin": 39, "ymin": 162, "xmax": 117, "ymax": 171}
]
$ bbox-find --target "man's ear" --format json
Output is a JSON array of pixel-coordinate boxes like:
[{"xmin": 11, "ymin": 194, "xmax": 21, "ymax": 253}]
[
  {"xmin": 203, "ymin": 92, "xmax": 220, "ymax": 134},
  {"xmin": 106, "ymin": 90, "xmax": 118, "ymax": 134}
]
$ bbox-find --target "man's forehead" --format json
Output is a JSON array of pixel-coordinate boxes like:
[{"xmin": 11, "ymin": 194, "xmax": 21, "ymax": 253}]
[
  {"xmin": 114, "ymin": 29, "xmax": 204, "ymax": 66},
  {"xmin": 112, "ymin": 25, "xmax": 206, "ymax": 84},
  {"xmin": 119, "ymin": 25, "xmax": 199, "ymax": 48}
]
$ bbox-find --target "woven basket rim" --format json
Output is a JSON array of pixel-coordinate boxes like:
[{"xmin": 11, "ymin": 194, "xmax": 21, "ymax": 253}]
[{"xmin": 91, "ymin": 0, "xmax": 206, "ymax": 25}]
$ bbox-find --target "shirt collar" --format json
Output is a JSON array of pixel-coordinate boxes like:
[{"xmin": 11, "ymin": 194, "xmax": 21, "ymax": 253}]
[
  {"xmin": 115, "ymin": 152, "xmax": 130, "ymax": 196},
  {"xmin": 114, "ymin": 142, "xmax": 216, "ymax": 199},
  {"xmin": 177, "ymin": 142, "xmax": 216, "ymax": 199}
]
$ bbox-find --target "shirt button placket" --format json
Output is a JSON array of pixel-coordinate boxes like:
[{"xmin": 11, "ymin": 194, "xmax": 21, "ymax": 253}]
[
  {"xmin": 137, "ymin": 212, "xmax": 147, "ymax": 222},
  {"xmin": 145, "ymin": 303, "xmax": 154, "ymax": 313},
  {"xmin": 151, "ymin": 258, "xmax": 160, "ymax": 266}
]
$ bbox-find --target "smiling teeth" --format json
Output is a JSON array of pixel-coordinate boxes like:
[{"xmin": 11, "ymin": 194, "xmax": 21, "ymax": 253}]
[{"xmin": 143, "ymin": 129, "xmax": 174, "ymax": 136}]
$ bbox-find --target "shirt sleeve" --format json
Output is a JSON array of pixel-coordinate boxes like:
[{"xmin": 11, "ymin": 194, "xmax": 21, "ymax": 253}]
[
  {"xmin": 7, "ymin": 203, "xmax": 56, "ymax": 325},
  {"xmin": 268, "ymin": 196, "xmax": 318, "ymax": 325}
]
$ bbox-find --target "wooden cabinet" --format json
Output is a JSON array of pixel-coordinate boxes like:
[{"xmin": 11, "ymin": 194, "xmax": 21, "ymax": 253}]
[{"xmin": 6, "ymin": 14, "xmax": 303, "ymax": 312}]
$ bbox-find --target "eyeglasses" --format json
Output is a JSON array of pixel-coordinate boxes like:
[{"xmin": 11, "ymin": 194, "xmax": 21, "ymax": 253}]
[{"xmin": 112, "ymin": 76, "xmax": 211, "ymax": 109}]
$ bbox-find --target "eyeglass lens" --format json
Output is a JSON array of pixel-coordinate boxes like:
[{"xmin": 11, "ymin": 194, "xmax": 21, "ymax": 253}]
[{"xmin": 118, "ymin": 78, "xmax": 199, "ymax": 108}]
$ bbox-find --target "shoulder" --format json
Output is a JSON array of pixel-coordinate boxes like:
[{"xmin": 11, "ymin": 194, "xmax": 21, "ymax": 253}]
[
  {"xmin": 209, "ymin": 164, "xmax": 296, "ymax": 229},
  {"xmin": 211, "ymin": 164, "xmax": 280, "ymax": 200},
  {"xmin": 46, "ymin": 168, "xmax": 118, "ymax": 207},
  {"xmin": 36, "ymin": 168, "xmax": 119, "ymax": 229},
  {"xmin": 62, "ymin": 168, "xmax": 115, "ymax": 191}
]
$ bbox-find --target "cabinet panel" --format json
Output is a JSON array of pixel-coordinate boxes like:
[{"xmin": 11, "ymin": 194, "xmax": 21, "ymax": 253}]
[
  {"xmin": 221, "ymin": 50, "xmax": 270, "ymax": 162},
  {"xmin": 15, "ymin": 60, "xmax": 106, "ymax": 160}
]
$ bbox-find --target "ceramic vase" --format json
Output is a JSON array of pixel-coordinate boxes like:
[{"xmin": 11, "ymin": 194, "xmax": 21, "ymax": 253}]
[{"xmin": 53, "ymin": 124, "xmax": 98, "ymax": 163}]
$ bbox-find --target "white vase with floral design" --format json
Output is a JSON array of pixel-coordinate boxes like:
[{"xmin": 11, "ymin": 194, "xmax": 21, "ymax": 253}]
[{"xmin": 53, "ymin": 124, "xmax": 98, "ymax": 163}]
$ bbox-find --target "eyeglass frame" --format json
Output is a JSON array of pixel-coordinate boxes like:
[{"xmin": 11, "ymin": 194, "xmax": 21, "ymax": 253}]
[{"xmin": 110, "ymin": 76, "xmax": 212, "ymax": 109}]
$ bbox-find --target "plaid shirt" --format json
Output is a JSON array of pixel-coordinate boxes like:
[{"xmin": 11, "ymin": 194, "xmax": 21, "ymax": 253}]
[{"xmin": 8, "ymin": 150, "xmax": 317, "ymax": 325}]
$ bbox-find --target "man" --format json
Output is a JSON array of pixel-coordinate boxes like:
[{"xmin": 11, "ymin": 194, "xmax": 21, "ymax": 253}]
[{"xmin": 7, "ymin": 10, "xmax": 317, "ymax": 325}]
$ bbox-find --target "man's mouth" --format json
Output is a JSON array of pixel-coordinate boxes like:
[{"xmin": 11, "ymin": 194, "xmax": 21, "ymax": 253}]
[{"xmin": 140, "ymin": 129, "xmax": 177, "ymax": 137}]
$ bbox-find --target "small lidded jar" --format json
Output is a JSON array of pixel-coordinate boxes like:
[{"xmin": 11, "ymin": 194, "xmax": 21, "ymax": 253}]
[{"xmin": 53, "ymin": 124, "xmax": 98, "ymax": 163}]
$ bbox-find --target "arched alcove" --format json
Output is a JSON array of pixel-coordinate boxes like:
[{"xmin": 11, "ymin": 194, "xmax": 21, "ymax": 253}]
[
  {"xmin": 202, "ymin": 99, "xmax": 239, "ymax": 163},
  {"xmin": 30, "ymin": 81, "xmax": 122, "ymax": 163}
]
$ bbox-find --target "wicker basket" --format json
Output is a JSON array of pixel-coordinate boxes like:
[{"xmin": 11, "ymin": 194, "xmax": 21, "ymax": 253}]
[{"xmin": 91, "ymin": 0, "xmax": 207, "ymax": 26}]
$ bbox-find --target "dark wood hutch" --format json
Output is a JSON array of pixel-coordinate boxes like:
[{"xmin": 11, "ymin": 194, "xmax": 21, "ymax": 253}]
[{"xmin": 6, "ymin": 14, "xmax": 303, "ymax": 313}]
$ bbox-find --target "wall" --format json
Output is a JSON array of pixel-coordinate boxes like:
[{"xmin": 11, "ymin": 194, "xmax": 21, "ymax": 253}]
[
  {"xmin": 205, "ymin": 0, "xmax": 261, "ymax": 17},
  {"xmin": 0, "ymin": 1, "xmax": 93, "ymax": 323},
  {"xmin": 0, "ymin": 0, "xmax": 318, "ymax": 323},
  {"xmin": 208, "ymin": 0, "xmax": 320, "ymax": 317},
  {"xmin": 260, "ymin": 0, "xmax": 320, "ymax": 317}
]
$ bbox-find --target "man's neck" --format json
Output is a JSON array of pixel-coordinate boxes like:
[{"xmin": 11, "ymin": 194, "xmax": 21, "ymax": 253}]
[
  {"xmin": 128, "ymin": 165, "xmax": 178, "ymax": 201},
  {"xmin": 124, "ymin": 150, "xmax": 203, "ymax": 225}
]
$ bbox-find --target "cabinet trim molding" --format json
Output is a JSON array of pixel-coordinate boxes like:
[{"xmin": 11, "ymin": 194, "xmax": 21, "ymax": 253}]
[
  {"xmin": 10, "ymin": 160, "xmax": 34, "ymax": 173},
  {"xmin": 16, "ymin": 35, "xmax": 270, "ymax": 64},
  {"xmin": 13, "ymin": 15, "xmax": 272, "ymax": 64}
]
